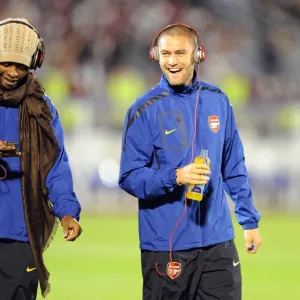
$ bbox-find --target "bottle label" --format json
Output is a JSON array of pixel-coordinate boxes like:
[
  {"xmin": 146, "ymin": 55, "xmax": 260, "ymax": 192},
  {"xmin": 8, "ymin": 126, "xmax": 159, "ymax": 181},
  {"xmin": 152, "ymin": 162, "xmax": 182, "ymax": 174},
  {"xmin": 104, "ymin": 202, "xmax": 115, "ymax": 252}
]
[{"xmin": 191, "ymin": 184, "xmax": 204, "ymax": 194}]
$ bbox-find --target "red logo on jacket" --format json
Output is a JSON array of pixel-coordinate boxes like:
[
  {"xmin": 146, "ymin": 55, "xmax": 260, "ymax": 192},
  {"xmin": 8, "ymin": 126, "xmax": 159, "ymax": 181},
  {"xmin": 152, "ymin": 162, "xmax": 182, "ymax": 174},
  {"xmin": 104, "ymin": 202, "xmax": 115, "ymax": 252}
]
[
  {"xmin": 208, "ymin": 115, "xmax": 220, "ymax": 133},
  {"xmin": 166, "ymin": 262, "xmax": 182, "ymax": 279}
]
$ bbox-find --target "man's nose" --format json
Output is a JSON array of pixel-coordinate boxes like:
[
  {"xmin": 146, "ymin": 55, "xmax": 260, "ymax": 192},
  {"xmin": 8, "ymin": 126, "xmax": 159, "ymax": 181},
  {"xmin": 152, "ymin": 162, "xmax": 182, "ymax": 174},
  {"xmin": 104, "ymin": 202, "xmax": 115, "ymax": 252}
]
[
  {"xmin": 7, "ymin": 66, "xmax": 19, "ymax": 78},
  {"xmin": 168, "ymin": 54, "xmax": 178, "ymax": 66}
]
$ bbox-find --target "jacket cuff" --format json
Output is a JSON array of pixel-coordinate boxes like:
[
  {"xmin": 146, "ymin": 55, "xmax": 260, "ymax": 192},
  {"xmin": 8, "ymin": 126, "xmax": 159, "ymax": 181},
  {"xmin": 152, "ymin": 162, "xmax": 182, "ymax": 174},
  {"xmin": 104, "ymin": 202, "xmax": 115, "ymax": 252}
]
[
  {"xmin": 162, "ymin": 168, "xmax": 177, "ymax": 192},
  {"xmin": 242, "ymin": 223, "xmax": 258, "ymax": 230},
  {"xmin": 56, "ymin": 207, "xmax": 81, "ymax": 221}
]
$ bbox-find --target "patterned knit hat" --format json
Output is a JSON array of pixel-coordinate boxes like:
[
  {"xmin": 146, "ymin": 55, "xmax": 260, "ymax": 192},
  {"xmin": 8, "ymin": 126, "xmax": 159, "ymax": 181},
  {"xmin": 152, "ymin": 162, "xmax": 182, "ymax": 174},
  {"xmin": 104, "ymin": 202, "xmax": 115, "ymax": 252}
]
[{"xmin": 0, "ymin": 18, "xmax": 41, "ymax": 68}]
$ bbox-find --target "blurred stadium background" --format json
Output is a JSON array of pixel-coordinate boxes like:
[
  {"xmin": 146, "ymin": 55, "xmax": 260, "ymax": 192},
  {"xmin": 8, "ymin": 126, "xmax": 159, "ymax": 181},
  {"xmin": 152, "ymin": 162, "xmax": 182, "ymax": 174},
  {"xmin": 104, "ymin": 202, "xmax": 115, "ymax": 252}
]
[{"xmin": 1, "ymin": 0, "xmax": 300, "ymax": 299}]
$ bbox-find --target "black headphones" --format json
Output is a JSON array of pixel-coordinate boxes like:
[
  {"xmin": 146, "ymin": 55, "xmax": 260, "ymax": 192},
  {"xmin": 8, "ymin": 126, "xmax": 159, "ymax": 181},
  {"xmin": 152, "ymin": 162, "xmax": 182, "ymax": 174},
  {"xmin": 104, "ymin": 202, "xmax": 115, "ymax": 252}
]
[
  {"xmin": 0, "ymin": 20, "xmax": 45, "ymax": 70},
  {"xmin": 149, "ymin": 23, "xmax": 206, "ymax": 64}
]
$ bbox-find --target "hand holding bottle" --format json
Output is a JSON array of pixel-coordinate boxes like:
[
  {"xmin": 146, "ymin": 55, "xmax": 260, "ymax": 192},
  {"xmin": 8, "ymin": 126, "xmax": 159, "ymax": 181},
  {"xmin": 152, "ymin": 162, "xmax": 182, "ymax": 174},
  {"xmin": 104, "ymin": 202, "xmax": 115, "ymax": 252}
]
[
  {"xmin": 176, "ymin": 149, "xmax": 211, "ymax": 201},
  {"xmin": 176, "ymin": 163, "xmax": 211, "ymax": 185}
]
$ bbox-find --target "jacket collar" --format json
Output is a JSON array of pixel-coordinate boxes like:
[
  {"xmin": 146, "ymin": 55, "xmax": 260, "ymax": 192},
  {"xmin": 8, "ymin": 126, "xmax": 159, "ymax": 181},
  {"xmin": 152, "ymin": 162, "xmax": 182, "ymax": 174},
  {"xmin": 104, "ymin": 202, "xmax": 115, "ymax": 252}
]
[{"xmin": 159, "ymin": 70, "xmax": 199, "ymax": 94}]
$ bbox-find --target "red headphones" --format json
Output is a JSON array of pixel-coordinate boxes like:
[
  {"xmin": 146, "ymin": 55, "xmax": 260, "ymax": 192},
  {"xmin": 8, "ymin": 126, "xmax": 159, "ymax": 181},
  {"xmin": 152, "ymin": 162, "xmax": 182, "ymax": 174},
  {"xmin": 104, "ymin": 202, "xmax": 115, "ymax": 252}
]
[{"xmin": 149, "ymin": 23, "xmax": 206, "ymax": 64}]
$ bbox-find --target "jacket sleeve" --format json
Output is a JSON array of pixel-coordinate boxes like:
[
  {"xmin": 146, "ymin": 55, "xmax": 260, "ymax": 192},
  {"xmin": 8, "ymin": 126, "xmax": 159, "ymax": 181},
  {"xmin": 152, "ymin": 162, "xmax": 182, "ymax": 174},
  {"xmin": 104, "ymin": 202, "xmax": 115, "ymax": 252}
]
[
  {"xmin": 222, "ymin": 98, "xmax": 261, "ymax": 230},
  {"xmin": 119, "ymin": 108, "xmax": 177, "ymax": 199},
  {"xmin": 45, "ymin": 96, "xmax": 81, "ymax": 220}
]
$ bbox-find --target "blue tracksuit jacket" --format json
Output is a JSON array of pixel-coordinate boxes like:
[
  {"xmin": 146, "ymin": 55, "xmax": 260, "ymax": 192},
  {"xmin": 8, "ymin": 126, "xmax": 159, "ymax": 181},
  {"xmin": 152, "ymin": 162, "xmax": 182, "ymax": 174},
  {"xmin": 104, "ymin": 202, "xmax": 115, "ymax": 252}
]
[
  {"xmin": 0, "ymin": 94, "xmax": 81, "ymax": 242},
  {"xmin": 119, "ymin": 73, "xmax": 260, "ymax": 251}
]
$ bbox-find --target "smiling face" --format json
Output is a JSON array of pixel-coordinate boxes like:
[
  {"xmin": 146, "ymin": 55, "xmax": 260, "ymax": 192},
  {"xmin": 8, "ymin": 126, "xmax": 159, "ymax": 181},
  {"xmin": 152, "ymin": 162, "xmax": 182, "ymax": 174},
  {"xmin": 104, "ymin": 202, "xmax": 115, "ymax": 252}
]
[
  {"xmin": 158, "ymin": 32, "xmax": 195, "ymax": 86},
  {"xmin": 0, "ymin": 62, "xmax": 28, "ymax": 91}
]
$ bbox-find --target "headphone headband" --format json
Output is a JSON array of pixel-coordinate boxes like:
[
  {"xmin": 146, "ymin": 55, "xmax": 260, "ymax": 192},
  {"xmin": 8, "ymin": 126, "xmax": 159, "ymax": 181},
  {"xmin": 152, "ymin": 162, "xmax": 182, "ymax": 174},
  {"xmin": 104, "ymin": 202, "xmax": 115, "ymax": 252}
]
[
  {"xmin": 0, "ymin": 20, "xmax": 41, "ymax": 38},
  {"xmin": 153, "ymin": 23, "xmax": 200, "ymax": 42},
  {"xmin": 149, "ymin": 23, "xmax": 206, "ymax": 64}
]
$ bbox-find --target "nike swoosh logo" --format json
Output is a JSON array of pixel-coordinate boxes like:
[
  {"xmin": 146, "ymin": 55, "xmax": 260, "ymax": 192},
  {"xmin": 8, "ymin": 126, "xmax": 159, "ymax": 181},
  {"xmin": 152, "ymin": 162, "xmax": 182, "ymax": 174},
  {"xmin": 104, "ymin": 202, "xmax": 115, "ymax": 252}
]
[
  {"xmin": 26, "ymin": 267, "xmax": 37, "ymax": 272},
  {"xmin": 165, "ymin": 129, "xmax": 177, "ymax": 135},
  {"xmin": 233, "ymin": 261, "xmax": 240, "ymax": 267}
]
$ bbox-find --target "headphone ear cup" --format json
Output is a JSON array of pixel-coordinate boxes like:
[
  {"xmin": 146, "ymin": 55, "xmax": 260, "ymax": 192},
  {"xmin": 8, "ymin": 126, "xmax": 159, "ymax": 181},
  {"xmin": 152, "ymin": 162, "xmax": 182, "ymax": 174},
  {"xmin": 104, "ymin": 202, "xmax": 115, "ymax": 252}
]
[
  {"xmin": 37, "ymin": 49, "xmax": 45, "ymax": 68},
  {"xmin": 194, "ymin": 47, "xmax": 205, "ymax": 64},
  {"xmin": 149, "ymin": 48, "xmax": 154, "ymax": 61},
  {"xmin": 150, "ymin": 46, "xmax": 159, "ymax": 62},
  {"xmin": 199, "ymin": 46, "xmax": 206, "ymax": 63},
  {"xmin": 37, "ymin": 40, "xmax": 45, "ymax": 68},
  {"xmin": 30, "ymin": 50, "xmax": 39, "ymax": 70},
  {"xmin": 30, "ymin": 41, "xmax": 45, "ymax": 69}
]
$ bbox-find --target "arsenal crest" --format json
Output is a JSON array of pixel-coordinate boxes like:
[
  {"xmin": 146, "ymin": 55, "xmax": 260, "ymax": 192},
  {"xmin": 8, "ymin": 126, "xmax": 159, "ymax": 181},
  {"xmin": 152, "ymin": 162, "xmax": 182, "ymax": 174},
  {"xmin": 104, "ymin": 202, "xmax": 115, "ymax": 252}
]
[
  {"xmin": 208, "ymin": 115, "xmax": 220, "ymax": 133},
  {"xmin": 166, "ymin": 262, "xmax": 182, "ymax": 280}
]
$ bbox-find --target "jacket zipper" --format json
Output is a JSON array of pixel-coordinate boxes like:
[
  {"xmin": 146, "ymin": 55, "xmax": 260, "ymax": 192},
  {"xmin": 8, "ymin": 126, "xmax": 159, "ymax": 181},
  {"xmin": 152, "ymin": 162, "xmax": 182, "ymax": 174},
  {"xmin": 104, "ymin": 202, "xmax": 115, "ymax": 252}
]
[{"xmin": 4, "ymin": 108, "xmax": 8, "ymax": 141}]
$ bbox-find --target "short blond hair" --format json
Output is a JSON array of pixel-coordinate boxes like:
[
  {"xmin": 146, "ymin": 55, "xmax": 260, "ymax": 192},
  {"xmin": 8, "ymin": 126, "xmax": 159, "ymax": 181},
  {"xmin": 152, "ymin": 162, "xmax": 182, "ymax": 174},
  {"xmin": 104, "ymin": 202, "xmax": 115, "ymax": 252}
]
[{"xmin": 158, "ymin": 24, "xmax": 197, "ymax": 48}]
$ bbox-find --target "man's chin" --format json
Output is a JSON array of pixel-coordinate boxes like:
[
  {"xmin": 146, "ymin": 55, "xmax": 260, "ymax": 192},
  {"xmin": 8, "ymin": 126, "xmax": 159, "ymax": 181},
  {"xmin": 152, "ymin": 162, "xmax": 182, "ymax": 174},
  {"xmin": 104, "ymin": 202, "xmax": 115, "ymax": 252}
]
[
  {"xmin": 0, "ymin": 81, "xmax": 17, "ymax": 91},
  {"xmin": 1, "ymin": 85, "xmax": 16, "ymax": 91},
  {"xmin": 167, "ymin": 79, "xmax": 184, "ymax": 86}
]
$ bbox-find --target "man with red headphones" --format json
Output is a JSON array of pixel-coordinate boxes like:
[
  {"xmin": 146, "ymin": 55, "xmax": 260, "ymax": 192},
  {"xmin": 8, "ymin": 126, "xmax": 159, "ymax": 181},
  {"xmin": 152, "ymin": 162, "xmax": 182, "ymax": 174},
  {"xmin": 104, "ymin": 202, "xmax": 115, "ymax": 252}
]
[
  {"xmin": 0, "ymin": 18, "xmax": 82, "ymax": 299},
  {"xmin": 119, "ymin": 23, "xmax": 262, "ymax": 300}
]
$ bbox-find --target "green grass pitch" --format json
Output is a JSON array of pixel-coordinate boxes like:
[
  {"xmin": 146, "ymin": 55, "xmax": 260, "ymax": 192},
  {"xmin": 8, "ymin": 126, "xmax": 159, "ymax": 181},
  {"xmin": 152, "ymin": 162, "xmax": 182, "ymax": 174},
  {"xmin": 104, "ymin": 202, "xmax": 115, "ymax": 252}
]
[{"xmin": 39, "ymin": 212, "xmax": 300, "ymax": 299}]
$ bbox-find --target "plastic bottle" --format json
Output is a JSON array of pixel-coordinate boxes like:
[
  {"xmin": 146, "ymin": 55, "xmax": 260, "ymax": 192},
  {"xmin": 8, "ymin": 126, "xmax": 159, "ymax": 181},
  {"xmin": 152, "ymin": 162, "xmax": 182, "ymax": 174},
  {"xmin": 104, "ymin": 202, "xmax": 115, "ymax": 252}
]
[{"xmin": 186, "ymin": 149, "xmax": 210, "ymax": 201}]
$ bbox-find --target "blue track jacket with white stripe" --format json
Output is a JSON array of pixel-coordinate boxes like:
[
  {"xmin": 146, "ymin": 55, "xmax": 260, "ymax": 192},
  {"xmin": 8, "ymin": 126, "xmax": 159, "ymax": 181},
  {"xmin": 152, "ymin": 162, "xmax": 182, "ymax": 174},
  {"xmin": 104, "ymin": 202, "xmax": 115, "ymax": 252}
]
[{"xmin": 119, "ymin": 72, "xmax": 260, "ymax": 251}]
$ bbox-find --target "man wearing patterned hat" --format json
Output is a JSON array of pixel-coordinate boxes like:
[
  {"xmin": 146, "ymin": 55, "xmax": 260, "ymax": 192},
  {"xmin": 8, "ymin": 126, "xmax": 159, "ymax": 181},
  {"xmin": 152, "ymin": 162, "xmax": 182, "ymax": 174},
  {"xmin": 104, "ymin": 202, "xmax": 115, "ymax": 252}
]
[{"xmin": 0, "ymin": 18, "xmax": 82, "ymax": 299}]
